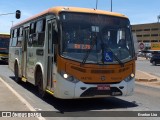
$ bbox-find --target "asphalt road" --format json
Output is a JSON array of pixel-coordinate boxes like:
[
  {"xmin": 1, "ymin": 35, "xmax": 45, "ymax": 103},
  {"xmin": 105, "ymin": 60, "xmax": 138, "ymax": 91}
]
[
  {"xmin": 0, "ymin": 61, "xmax": 159, "ymax": 120},
  {"xmin": 136, "ymin": 59, "xmax": 160, "ymax": 77}
]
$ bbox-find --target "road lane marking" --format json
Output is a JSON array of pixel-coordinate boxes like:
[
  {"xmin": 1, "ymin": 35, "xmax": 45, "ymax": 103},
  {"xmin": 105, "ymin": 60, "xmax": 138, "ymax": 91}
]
[{"xmin": 0, "ymin": 77, "xmax": 46, "ymax": 120}]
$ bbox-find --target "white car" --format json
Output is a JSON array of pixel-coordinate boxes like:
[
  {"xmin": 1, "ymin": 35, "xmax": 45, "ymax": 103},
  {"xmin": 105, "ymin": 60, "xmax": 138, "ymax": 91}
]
[{"xmin": 146, "ymin": 53, "xmax": 152, "ymax": 59}]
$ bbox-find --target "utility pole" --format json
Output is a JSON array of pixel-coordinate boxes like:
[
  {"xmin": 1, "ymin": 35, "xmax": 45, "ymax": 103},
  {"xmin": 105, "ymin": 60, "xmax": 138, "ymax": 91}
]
[
  {"xmin": 111, "ymin": 0, "xmax": 112, "ymax": 12},
  {"xmin": 96, "ymin": 0, "xmax": 98, "ymax": 9}
]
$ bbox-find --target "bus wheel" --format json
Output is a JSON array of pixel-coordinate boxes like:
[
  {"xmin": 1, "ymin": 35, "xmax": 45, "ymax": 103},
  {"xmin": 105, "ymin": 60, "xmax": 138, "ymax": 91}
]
[
  {"xmin": 37, "ymin": 69, "xmax": 46, "ymax": 98},
  {"xmin": 14, "ymin": 62, "xmax": 21, "ymax": 83}
]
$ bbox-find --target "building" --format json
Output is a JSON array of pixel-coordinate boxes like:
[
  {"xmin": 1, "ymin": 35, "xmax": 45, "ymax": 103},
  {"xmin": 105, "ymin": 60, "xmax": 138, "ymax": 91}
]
[{"xmin": 132, "ymin": 22, "xmax": 160, "ymax": 51}]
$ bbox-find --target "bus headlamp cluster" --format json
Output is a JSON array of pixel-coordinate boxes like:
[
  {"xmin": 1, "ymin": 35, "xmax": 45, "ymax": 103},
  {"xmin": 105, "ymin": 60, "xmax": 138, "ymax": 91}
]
[
  {"xmin": 124, "ymin": 73, "xmax": 135, "ymax": 82},
  {"xmin": 60, "ymin": 71, "xmax": 79, "ymax": 83}
]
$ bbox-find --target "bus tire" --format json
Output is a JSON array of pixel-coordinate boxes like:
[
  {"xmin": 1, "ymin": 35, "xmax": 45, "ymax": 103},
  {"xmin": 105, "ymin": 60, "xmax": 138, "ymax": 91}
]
[
  {"xmin": 36, "ymin": 68, "xmax": 46, "ymax": 98},
  {"xmin": 14, "ymin": 62, "xmax": 21, "ymax": 83}
]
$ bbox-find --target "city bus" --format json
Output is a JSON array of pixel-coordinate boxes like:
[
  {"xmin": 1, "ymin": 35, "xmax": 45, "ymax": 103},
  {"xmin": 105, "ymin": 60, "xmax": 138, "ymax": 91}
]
[
  {"xmin": 9, "ymin": 6, "xmax": 136, "ymax": 99},
  {"xmin": 0, "ymin": 33, "xmax": 10, "ymax": 63}
]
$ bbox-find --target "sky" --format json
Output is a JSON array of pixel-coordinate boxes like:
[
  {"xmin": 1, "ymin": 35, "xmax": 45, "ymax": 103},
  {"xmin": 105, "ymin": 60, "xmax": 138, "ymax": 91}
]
[{"xmin": 0, "ymin": 0, "xmax": 160, "ymax": 33}]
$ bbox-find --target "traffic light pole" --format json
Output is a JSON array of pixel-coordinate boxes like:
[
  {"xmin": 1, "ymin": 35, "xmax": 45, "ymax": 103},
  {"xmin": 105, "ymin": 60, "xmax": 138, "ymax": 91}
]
[
  {"xmin": 0, "ymin": 12, "xmax": 15, "ymax": 16},
  {"xmin": 0, "ymin": 10, "xmax": 21, "ymax": 19}
]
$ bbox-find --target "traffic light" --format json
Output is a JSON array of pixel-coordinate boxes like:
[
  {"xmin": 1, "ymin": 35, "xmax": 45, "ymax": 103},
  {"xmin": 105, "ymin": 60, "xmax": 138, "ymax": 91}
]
[{"xmin": 15, "ymin": 10, "xmax": 21, "ymax": 19}]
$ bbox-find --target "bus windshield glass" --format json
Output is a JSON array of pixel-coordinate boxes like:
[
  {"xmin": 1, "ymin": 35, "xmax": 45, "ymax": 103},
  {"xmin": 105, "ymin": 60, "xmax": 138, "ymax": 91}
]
[
  {"xmin": 60, "ymin": 12, "xmax": 134, "ymax": 64},
  {"xmin": 0, "ymin": 37, "xmax": 10, "ymax": 54}
]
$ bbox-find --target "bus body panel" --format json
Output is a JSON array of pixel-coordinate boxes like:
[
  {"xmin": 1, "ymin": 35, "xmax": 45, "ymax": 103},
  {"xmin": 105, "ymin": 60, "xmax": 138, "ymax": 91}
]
[
  {"xmin": 57, "ymin": 56, "xmax": 135, "ymax": 84},
  {"xmin": 126, "ymin": 77, "xmax": 135, "ymax": 96},
  {"xmin": 9, "ymin": 47, "xmax": 22, "ymax": 76},
  {"xmin": 53, "ymin": 73, "xmax": 75, "ymax": 99},
  {"xmin": 27, "ymin": 47, "xmax": 45, "ymax": 85}
]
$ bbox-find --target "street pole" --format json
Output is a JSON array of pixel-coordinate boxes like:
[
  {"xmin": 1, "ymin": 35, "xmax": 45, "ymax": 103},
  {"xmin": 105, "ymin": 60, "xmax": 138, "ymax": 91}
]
[
  {"xmin": 0, "ymin": 10, "xmax": 21, "ymax": 19},
  {"xmin": 0, "ymin": 12, "xmax": 15, "ymax": 16},
  {"xmin": 96, "ymin": 0, "xmax": 98, "ymax": 9},
  {"xmin": 111, "ymin": 0, "xmax": 112, "ymax": 12}
]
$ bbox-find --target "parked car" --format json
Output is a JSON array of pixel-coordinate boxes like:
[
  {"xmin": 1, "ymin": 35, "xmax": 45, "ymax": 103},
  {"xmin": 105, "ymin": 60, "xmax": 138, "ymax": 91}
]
[
  {"xmin": 150, "ymin": 54, "xmax": 160, "ymax": 65},
  {"xmin": 146, "ymin": 53, "xmax": 152, "ymax": 59},
  {"xmin": 137, "ymin": 51, "xmax": 145, "ymax": 57}
]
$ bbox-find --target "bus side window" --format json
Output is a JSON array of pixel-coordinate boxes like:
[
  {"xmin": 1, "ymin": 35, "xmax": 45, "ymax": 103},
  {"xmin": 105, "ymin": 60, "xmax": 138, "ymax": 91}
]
[
  {"xmin": 29, "ymin": 22, "xmax": 37, "ymax": 47},
  {"xmin": 11, "ymin": 29, "xmax": 18, "ymax": 47},
  {"xmin": 10, "ymin": 30, "xmax": 14, "ymax": 46},
  {"xmin": 17, "ymin": 27, "xmax": 23, "ymax": 47},
  {"xmin": 30, "ymin": 22, "xmax": 36, "ymax": 34},
  {"xmin": 35, "ymin": 19, "xmax": 46, "ymax": 47},
  {"xmin": 19, "ymin": 27, "xmax": 23, "ymax": 36}
]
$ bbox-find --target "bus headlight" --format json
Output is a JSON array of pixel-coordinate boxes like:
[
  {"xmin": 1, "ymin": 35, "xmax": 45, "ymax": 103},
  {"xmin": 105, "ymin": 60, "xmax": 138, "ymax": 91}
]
[
  {"xmin": 63, "ymin": 74, "xmax": 68, "ymax": 79},
  {"xmin": 124, "ymin": 73, "xmax": 135, "ymax": 82},
  {"xmin": 60, "ymin": 71, "xmax": 79, "ymax": 83}
]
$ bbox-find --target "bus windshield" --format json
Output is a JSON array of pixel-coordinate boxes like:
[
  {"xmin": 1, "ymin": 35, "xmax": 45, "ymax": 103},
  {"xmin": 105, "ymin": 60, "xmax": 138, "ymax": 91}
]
[
  {"xmin": 0, "ymin": 37, "xmax": 10, "ymax": 54},
  {"xmin": 60, "ymin": 12, "xmax": 134, "ymax": 64}
]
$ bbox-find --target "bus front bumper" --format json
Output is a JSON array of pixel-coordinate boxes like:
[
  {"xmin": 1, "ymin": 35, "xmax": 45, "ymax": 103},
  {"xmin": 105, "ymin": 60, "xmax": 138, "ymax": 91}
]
[
  {"xmin": 54, "ymin": 73, "xmax": 135, "ymax": 99},
  {"xmin": 74, "ymin": 78, "xmax": 135, "ymax": 98}
]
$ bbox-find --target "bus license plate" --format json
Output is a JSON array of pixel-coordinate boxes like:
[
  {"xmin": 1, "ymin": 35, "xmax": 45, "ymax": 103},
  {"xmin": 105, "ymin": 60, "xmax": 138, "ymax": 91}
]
[{"xmin": 97, "ymin": 85, "xmax": 110, "ymax": 90}]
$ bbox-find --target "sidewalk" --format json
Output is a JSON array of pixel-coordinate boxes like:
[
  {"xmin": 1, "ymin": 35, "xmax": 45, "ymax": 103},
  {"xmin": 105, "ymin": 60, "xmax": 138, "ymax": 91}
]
[
  {"xmin": 0, "ymin": 77, "xmax": 42, "ymax": 120},
  {"xmin": 0, "ymin": 78, "xmax": 30, "ymax": 111}
]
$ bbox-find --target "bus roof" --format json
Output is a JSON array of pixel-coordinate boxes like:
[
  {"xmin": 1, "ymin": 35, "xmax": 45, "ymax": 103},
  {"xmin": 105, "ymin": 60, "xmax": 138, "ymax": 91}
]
[{"xmin": 12, "ymin": 6, "xmax": 128, "ymax": 28}]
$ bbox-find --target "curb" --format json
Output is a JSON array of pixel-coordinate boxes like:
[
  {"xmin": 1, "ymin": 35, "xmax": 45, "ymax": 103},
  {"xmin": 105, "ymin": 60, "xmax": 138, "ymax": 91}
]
[
  {"xmin": 136, "ymin": 78, "xmax": 157, "ymax": 82},
  {"xmin": 135, "ymin": 70, "xmax": 158, "ymax": 82}
]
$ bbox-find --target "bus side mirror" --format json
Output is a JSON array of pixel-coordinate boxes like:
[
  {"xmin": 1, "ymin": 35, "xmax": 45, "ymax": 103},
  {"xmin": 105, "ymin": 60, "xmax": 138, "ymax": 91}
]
[
  {"xmin": 15, "ymin": 10, "xmax": 21, "ymax": 19},
  {"xmin": 53, "ymin": 30, "xmax": 58, "ymax": 44}
]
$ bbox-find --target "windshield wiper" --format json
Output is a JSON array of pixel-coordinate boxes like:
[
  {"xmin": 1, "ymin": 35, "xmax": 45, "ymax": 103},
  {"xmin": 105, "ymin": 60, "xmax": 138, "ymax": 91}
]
[
  {"xmin": 101, "ymin": 43, "xmax": 124, "ymax": 67},
  {"xmin": 80, "ymin": 34, "xmax": 97, "ymax": 66}
]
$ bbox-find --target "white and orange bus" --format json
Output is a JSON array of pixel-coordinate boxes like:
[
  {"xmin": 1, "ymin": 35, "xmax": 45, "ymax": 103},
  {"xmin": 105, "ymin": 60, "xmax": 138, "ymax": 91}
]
[
  {"xmin": 0, "ymin": 33, "xmax": 10, "ymax": 63},
  {"xmin": 9, "ymin": 6, "xmax": 136, "ymax": 99}
]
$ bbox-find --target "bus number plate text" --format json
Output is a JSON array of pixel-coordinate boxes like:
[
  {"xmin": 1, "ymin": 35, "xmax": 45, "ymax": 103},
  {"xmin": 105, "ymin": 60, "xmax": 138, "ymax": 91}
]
[{"xmin": 97, "ymin": 85, "xmax": 110, "ymax": 90}]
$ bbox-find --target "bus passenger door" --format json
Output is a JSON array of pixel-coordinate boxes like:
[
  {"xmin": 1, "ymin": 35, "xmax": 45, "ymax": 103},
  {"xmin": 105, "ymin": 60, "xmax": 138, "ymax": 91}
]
[
  {"xmin": 46, "ymin": 19, "xmax": 56, "ymax": 91},
  {"xmin": 22, "ymin": 27, "xmax": 29, "ymax": 79}
]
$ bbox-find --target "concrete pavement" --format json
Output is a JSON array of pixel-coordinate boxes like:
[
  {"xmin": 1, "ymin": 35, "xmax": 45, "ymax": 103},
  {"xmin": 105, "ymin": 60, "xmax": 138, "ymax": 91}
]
[
  {"xmin": 0, "ymin": 77, "xmax": 44, "ymax": 120},
  {"xmin": 0, "ymin": 78, "xmax": 29, "ymax": 111}
]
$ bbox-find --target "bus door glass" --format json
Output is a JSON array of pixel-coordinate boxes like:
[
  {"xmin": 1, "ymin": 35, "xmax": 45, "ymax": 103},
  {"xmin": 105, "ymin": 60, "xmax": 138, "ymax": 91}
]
[
  {"xmin": 47, "ymin": 19, "xmax": 56, "ymax": 90},
  {"xmin": 22, "ymin": 27, "xmax": 29, "ymax": 77}
]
